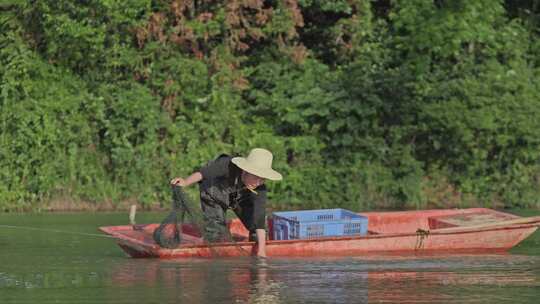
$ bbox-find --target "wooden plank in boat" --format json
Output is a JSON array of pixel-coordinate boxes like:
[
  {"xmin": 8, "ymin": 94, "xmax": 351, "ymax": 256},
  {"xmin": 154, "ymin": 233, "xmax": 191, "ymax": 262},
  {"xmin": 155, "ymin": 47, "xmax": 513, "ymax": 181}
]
[{"xmin": 428, "ymin": 211, "xmax": 518, "ymax": 229}]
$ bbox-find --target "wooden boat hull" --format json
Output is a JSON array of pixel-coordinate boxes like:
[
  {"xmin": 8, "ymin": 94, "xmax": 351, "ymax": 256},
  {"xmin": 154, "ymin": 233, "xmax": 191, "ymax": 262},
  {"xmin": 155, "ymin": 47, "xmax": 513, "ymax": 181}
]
[{"xmin": 99, "ymin": 208, "xmax": 539, "ymax": 258}]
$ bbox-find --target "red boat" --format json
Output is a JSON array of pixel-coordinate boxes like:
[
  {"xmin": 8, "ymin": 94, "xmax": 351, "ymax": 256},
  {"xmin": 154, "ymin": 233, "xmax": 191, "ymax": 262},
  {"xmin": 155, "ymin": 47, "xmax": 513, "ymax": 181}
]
[{"xmin": 99, "ymin": 208, "xmax": 540, "ymax": 258}]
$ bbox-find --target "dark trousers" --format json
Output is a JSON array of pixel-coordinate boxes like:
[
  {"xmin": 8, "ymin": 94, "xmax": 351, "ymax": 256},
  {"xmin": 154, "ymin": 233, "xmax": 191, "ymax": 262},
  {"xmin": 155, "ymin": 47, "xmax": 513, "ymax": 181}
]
[{"xmin": 200, "ymin": 195, "xmax": 257, "ymax": 242}]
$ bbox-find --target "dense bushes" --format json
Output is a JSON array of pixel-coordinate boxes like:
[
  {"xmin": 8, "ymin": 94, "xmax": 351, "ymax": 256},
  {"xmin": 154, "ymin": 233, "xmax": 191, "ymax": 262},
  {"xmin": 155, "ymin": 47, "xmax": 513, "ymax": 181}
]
[{"xmin": 1, "ymin": 0, "xmax": 539, "ymax": 211}]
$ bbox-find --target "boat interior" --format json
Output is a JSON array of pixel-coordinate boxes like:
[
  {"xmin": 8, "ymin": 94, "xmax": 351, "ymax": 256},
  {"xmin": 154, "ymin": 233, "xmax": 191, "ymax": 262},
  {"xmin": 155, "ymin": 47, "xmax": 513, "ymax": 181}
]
[{"xmin": 359, "ymin": 208, "xmax": 518, "ymax": 235}]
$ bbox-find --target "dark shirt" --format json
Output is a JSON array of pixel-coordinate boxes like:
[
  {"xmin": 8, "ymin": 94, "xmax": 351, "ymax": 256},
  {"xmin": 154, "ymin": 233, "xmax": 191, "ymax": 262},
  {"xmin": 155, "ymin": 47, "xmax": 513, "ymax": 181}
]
[{"xmin": 198, "ymin": 155, "xmax": 267, "ymax": 231}]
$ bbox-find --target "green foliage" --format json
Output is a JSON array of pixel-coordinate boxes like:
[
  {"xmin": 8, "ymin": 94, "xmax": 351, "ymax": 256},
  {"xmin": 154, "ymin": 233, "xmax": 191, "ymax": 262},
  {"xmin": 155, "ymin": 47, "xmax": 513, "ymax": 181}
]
[
  {"xmin": 385, "ymin": 0, "xmax": 540, "ymax": 207},
  {"xmin": 23, "ymin": 0, "xmax": 151, "ymax": 76},
  {"xmin": 1, "ymin": 15, "xmax": 102, "ymax": 208},
  {"xmin": 1, "ymin": 0, "xmax": 540, "ymax": 211}
]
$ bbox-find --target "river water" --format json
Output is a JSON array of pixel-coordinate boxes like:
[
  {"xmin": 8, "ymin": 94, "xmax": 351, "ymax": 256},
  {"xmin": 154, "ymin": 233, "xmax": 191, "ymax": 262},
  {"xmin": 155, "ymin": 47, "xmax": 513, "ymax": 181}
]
[{"xmin": 1, "ymin": 211, "xmax": 539, "ymax": 303}]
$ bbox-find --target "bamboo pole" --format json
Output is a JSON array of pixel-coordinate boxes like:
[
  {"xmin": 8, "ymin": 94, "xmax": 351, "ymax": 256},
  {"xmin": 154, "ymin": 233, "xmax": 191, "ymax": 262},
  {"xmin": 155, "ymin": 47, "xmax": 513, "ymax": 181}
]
[{"xmin": 129, "ymin": 204, "xmax": 137, "ymax": 225}]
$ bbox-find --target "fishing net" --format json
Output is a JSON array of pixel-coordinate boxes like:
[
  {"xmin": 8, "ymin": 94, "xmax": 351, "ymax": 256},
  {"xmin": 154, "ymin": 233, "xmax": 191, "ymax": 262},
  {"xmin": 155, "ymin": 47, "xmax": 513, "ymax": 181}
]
[
  {"xmin": 153, "ymin": 185, "xmax": 200, "ymax": 248},
  {"xmin": 152, "ymin": 185, "xmax": 251, "ymax": 255}
]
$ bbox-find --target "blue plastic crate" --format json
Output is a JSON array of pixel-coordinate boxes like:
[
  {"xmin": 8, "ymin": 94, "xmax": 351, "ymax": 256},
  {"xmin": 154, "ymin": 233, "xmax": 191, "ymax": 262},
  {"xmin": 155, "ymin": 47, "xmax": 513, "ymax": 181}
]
[{"xmin": 272, "ymin": 208, "xmax": 368, "ymax": 240}]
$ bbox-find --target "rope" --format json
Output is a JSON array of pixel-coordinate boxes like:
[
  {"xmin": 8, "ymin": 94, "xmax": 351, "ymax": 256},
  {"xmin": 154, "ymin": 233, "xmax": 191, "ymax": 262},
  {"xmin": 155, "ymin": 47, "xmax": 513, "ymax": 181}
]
[{"xmin": 0, "ymin": 224, "xmax": 115, "ymax": 239}]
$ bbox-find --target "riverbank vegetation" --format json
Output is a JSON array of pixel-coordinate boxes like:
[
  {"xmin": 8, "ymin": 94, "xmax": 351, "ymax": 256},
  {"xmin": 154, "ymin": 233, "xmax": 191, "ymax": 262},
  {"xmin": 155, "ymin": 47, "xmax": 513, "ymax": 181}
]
[{"xmin": 1, "ymin": 1, "xmax": 539, "ymax": 212}]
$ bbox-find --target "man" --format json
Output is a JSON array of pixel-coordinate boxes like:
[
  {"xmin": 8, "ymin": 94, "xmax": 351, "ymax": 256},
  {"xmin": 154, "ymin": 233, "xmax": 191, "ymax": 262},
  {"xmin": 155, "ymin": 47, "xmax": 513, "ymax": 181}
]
[{"xmin": 170, "ymin": 148, "xmax": 282, "ymax": 257}]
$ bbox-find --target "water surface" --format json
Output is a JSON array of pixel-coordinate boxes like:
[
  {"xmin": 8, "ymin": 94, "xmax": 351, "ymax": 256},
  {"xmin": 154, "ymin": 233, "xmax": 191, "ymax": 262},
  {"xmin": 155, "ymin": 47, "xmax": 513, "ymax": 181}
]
[{"xmin": 1, "ymin": 211, "xmax": 539, "ymax": 303}]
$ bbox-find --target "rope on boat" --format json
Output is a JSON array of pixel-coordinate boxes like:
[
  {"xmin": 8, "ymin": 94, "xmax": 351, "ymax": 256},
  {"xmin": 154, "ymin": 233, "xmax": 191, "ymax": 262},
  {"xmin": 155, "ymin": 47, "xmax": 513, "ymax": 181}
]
[
  {"xmin": 0, "ymin": 224, "xmax": 115, "ymax": 239},
  {"xmin": 415, "ymin": 228, "xmax": 430, "ymax": 250}
]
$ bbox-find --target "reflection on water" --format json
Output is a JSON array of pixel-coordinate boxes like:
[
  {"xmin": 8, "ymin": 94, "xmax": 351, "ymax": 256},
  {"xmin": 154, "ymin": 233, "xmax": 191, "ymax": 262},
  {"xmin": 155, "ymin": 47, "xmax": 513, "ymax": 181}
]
[
  {"xmin": 2, "ymin": 256, "xmax": 539, "ymax": 303},
  {"xmin": 363, "ymin": 254, "xmax": 539, "ymax": 303},
  {"xmin": 13, "ymin": 255, "xmax": 530, "ymax": 304},
  {"xmin": 108, "ymin": 258, "xmax": 284, "ymax": 303},
  {"xmin": 0, "ymin": 213, "xmax": 539, "ymax": 303}
]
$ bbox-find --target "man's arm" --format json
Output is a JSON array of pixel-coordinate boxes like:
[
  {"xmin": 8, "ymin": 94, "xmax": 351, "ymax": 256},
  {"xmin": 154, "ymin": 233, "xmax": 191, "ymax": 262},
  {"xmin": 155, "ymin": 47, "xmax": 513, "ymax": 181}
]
[
  {"xmin": 170, "ymin": 172, "xmax": 203, "ymax": 187},
  {"xmin": 171, "ymin": 155, "xmax": 231, "ymax": 187},
  {"xmin": 251, "ymin": 188, "xmax": 268, "ymax": 258},
  {"xmin": 256, "ymin": 229, "xmax": 267, "ymax": 258}
]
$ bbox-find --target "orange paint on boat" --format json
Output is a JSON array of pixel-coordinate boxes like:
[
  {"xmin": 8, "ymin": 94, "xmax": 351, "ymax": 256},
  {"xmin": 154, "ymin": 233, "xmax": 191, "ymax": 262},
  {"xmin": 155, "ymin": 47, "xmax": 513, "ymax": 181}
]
[{"xmin": 99, "ymin": 208, "xmax": 540, "ymax": 258}]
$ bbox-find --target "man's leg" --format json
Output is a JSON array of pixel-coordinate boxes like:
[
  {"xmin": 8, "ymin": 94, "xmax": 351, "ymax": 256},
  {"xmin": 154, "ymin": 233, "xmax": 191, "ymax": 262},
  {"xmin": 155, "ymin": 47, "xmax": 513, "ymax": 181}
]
[{"xmin": 200, "ymin": 196, "xmax": 230, "ymax": 242}]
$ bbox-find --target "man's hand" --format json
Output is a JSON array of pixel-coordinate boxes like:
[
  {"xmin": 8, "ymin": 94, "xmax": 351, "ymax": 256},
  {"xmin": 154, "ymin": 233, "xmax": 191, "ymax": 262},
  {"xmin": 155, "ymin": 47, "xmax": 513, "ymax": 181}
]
[{"xmin": 170, "ymin": 177, "xmax": 188, "ymax": 187}]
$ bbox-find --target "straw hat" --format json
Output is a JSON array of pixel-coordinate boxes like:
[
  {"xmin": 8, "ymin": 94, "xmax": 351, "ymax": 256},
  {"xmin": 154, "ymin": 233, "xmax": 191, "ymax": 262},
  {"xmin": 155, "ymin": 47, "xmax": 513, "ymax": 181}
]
[{"xmin": 232, "ymin": 148, "xmax": 282, "ymax": 181}]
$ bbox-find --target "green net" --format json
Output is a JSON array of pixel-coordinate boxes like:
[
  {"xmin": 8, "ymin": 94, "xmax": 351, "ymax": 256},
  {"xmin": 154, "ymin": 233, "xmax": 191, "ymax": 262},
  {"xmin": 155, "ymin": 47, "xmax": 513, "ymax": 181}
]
[
  {"xmin": 152, "ymin": 185, "xmax": 199, "ymax": 248},
  {"xmin": 152, "ymin": 185, "xmax": 253, "ymax": 257}
]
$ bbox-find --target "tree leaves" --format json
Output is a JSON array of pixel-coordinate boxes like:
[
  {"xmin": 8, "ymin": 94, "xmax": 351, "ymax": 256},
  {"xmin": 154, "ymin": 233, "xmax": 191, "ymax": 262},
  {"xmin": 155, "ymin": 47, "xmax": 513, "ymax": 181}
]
[{"xmin": 1, "ymin": 0, "xmax": 539, "ymax": 210}]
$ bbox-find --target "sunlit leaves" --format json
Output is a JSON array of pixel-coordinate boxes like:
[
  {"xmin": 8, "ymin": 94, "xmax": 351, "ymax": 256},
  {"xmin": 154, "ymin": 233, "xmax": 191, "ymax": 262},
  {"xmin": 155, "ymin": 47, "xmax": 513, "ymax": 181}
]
[{"xmin": 1, "ymin": 0, "xmax": 539, "ymax": 211}]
